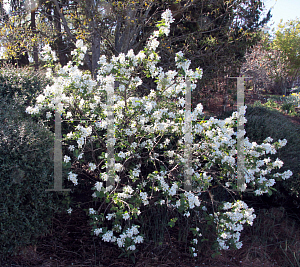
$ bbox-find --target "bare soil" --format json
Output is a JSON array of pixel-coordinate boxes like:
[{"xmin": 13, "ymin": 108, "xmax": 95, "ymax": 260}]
[
  {"xmin": 3, "ymin": 206, "xmax": 293, "ymax": 267},
  {"xmin": 203, "ymin": 90, "xmax": 300, "ymax": 126}
]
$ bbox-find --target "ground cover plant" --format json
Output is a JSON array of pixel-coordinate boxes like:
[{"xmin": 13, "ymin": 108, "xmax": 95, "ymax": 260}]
[
  {"xmin": 257, "ymin": 92, "xmax": 300, "ymax": 116},
  {"xmin": 23, "ymin": 10, "xmax": 294, "ymax": 261}
]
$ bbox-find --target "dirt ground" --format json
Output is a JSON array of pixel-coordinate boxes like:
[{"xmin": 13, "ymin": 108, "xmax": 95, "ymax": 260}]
[
  {"xmin": 2, "ymin": 206, "xmax": 286, "ymax": 267},
  {"xmin": 203, "ymin": 90, "xmax": 300, "ymax": 126}
]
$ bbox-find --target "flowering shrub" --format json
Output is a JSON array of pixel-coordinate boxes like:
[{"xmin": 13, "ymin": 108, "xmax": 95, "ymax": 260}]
[
  {"xmin": 214, "ymin": 200, "xmax": 256, "ymax": 250},
  {"xmin": 26, "ymin": 10, "xmax": 293, "ymax": 257}
]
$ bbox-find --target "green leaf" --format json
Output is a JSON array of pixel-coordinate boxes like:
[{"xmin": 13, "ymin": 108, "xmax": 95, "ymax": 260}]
[
  {"xmin": 168, "ymin": 217, "xmax": 178, "ymax": 227},
  {"xmin": 130, "ymin": 255, "xmax": 136, "ymax": 263},
  {"xmin": 267, "ymin": 188, "xmax": 273, "ymax": 196},
  {"xmin": 212, "ymin": 251, "xmax": 221, "ymax": 258}
]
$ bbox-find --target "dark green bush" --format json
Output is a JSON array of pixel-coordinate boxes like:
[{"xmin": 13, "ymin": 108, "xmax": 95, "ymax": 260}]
[
  {"xmin": 0, "ymin": 85, "xmax": 67, "ymax": 259},
  {"xmin": 244, "ymin": 106, "xmax": 300, "ymax": 206},
  {"xmin": 0, "ymin": 64, "xmax": 51, "ymax": 106},
  {"xmin": 217, "ymin": 106, "xmax": 300, "ymax": 207}
]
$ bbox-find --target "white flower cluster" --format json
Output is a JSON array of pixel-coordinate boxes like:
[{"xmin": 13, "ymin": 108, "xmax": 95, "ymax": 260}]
[
  {"xmin": 190, "ymin": 111, "xmax": 292, "ymax": 195},
  {"xmin": 95, "ymin": 224, "xmax": 143, "ymax": 251},
  {"xmin": 214, "ymin": 200, "xmax": 256, "ymax": 250},
  {"xmin": 89, "ymin": 208, "xmax": 96, "ymax": 214},
  {"xmin": 68, "ymin": 171, "xmax": 78, "ymax": 185},
  {"xmin": 189, "ymin": 227, "xmax": 202, "ymax": 257},
  {"xmin": 89, "ymin": 162, "xmax": 97, "ymax": 171},
  {"xmin": 175, "ymin": 51, "xmax": 191, "ymax": 73},
  {"xmin": 94, "ymin": 181, "xmax": 103, "ymax": 192},
  {"xmin": 169, "ymin": 183, "xmax": 178, "ymax": 196},
  {"xmin": 64, "ymin": 155, "xmax": 71, "ymax": 163},
  {"xmin": 184, "ymin": 191, "xmax": 201, "ymax": 209},
  {"xmin": 75, "ymin": 125, "xmax": 92, "ymax": 148},
  {"xmin": 161, "ymin": 9, "xmax": 175, "ymax": 27},
  {"xmin": 40, "ymin": 44, "xmax": 57, "ymax": 62},
  {"xmin": 273, "ymin": 170, "xmax": 293, "ymax": 180},
  {"xmin": 26, "ymin": 61, "xmax": 97, "ymax": 117},
  {"xmin": 131, "ymin": 165, "xmax": 141, "ymax": 179},
  {"xmin": 70, "ymin": 39, "xmax": 88, "ymax": 64},
  {"xmin": 140, "ymin": 191, "xmax": 149, "ymax": 205},
  {"xmin": 156, "ymin": 175, "xmax": 169, "ymax": 192}
]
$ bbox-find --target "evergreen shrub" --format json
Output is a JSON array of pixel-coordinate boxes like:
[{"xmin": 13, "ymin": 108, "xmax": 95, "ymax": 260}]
[
  {"xmin": 244, "ymin": 106, "xmax": 300, "ymax": 206},
  {"xmin": 0, "ymin": 64, "xmax": 51, "ymax": 106},
  {"xmin": 0, "ymin": 71, "xmax": 67, "ymax": 259}
]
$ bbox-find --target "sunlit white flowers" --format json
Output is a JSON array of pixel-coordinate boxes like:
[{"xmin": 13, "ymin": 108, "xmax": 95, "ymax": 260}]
[
  {"xmin": 25, "ymin": 8, "xmax": 294, "ymax": 258},
  {"xmin": 64, "ymin": 155, "xmax": 71, "ymax": 163},
  {"xmin": 68, "ymin": 172, "xmax": 78, "ymax": 185},
  {"xmin": 89, "ymin": 162, "xmax": 97, "ymax": 171}
]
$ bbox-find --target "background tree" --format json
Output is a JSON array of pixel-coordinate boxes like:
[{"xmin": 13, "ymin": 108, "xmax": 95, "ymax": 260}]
[
  {"xmin": 241, "ymin": 31, "xmax": 290, "ymax": 95},
  {"xmin": 272, "ymin": 19, "xmax": 300, "ymax": 91},
  {"xmin": 160, "ymin": 0, "xmax": 271, "ymax": 105},
  {"xmin": 0, "ymin": 0, "xmax": 271, "ymax": 104},
  {"xmin": 241, "ymin": 19, "xmax": 300, "ymax": 96},
  {"xmin": 0, "ymin": 0, "xmax": 55, "ymax": 67}
]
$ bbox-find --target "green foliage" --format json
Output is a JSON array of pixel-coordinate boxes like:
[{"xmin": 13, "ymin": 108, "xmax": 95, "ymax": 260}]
[
  {"xmin": 245, "ymin": 106, "xmax": 300, "ymax": 205},
  {"xmin": 264, "ymin": 99, "xmax": 279, "ymax": 108},
  {"xmin": 253, "ymin": 100, "xmax": 263, "ymax": 107},
  {"xmin": 262, "ymin": 94, "xmax": 300, "ymax": 115},
  {"xmin": 0, "ymin": 65, "xmax": 52, "ymax": 107},
  {"xmin": 0, "ymin": 72, "xmax": 66, "ymax": 259},
  {"xmin": 281, "ymin": 102, "xmax": 295, "ymax": 114},
  {"xmin": 281, "ymin": 94, "xmax": 300, "ymax": 114},
  {"xmin": 273, "ymin": 19, "xmax": 300, "ymax": 78}
]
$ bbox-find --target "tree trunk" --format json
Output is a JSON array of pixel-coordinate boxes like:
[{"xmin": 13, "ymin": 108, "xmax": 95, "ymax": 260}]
[
  {"xmin": 31, "ymin": 10, "xmax": 38, "ymax": 70},
  {"xmin": 92, "ymin": 31, "xmax": 101, "ymax": 79},
  {"xmin": 54, "ymin": 5, "xmax": 68, "ymax": 66}
]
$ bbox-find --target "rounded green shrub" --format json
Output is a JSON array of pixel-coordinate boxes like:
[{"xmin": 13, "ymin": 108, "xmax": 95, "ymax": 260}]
[
  {"xmin": 0, "ymin": 91, "xmax": 67, "ymax": 259},
  {"xmin": 244, "ymin": 106, "xmax": 300, "ymax": 206},
  {"xmin": 0, "ymin": 64, "xmax": 51, "ymax": 106}
]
